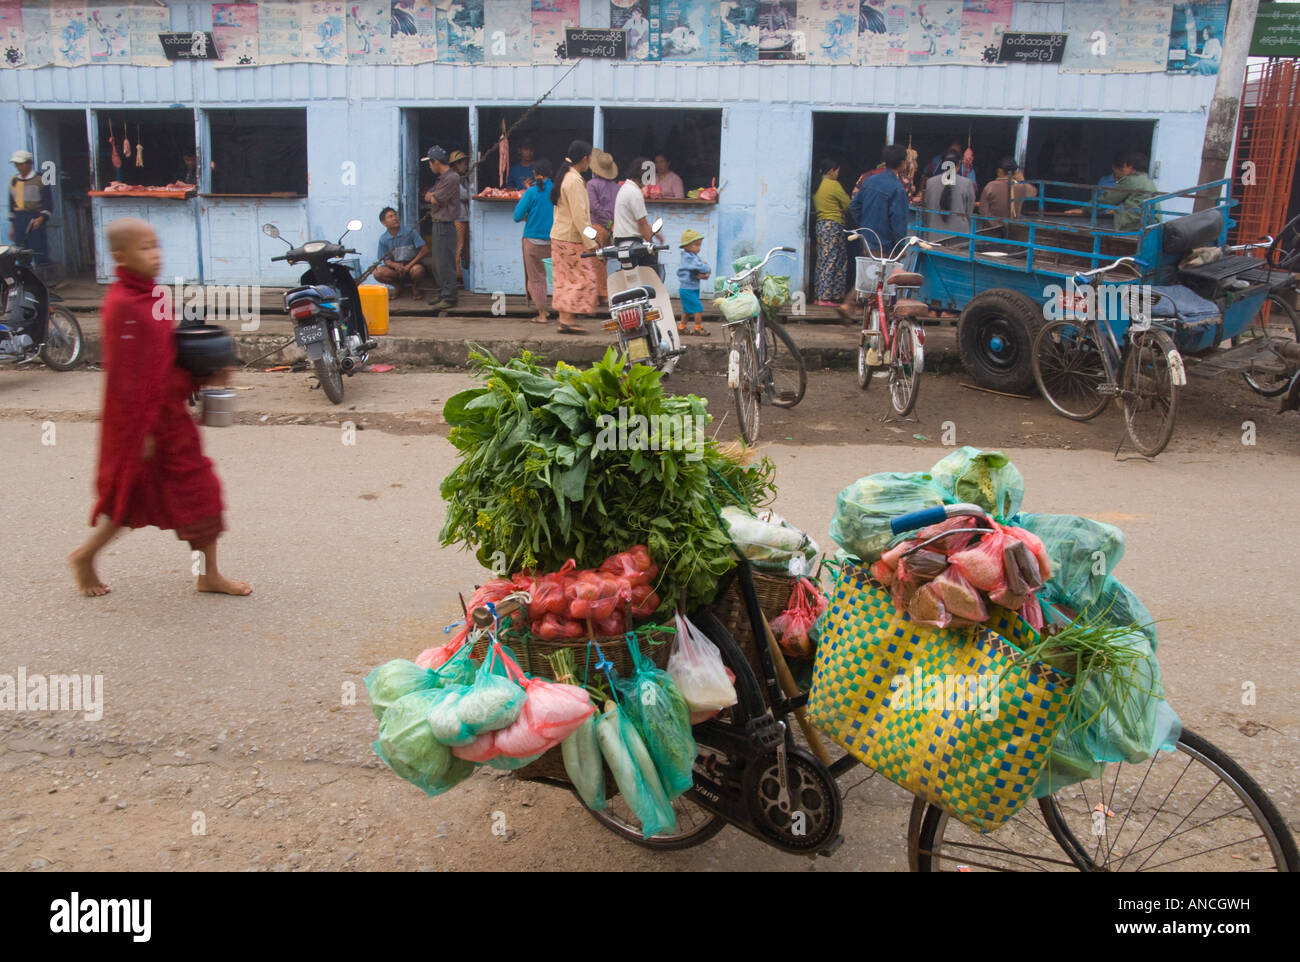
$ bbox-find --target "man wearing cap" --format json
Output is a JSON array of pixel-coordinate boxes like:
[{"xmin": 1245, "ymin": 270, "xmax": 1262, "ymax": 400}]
[
  {"xmin": 9, "ymin": 150, "xmax": 54, "ymax": 262},
  {"xmin": 978, "ymin": 156, "xmax": 1038, "ymax": 220},
  {"xmin": 449, "ymin": 149, "xmax": 471, "ymax": 284},
  {"xmin": 422, "ymin": 145, "xmax": 461, "ymax": 312},
  {"xmin": 587, "ymin": 149, "xmax": 619, "ymax": 304}
]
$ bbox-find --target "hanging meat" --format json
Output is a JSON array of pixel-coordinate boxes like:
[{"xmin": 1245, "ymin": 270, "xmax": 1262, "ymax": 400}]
[
  {"xmin": 499, "ymin": 117, "xmax": 508, "ymax": 189},
  {"xmin": 135, "ymin": 124, "xmax": 143, "ymax": 168},
  {"xmin": 109, "ymin": 120, "xmax": 122, "ymax": 175},
  {"xmin": 123, "ymin": 125, "xmax": 131, "ymax": 161}
]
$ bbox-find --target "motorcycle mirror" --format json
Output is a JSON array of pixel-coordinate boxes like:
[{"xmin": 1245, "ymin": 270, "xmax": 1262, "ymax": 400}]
[
  {"xmin": 346, "ymin": 218, "xmax": 363, "ymax": 232},
  {"xmin": 261, "ymin": 224, "xmax": 280, "ymax": 238},
  {"xmin": 651, "ymin": 217, "xmax": 664, "ymax": 233},
  {"xmin": 582, "ymin": 225, "xmax": 598, "ymax": 240}
]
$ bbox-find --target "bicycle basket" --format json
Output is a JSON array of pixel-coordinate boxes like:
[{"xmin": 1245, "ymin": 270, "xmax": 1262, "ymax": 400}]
[
  {"xmin": 718, "ymin": 290, "xmax": 760, "ymax": 323},
  {"xmin": 855, "ymin": 256, "xmax": 902, "ymax": 295}
]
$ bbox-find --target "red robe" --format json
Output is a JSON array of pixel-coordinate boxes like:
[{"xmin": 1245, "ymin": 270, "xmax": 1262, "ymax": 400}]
[{"xmin": 90, "ymin": 266, "xmax": 225, "ymax": 549}]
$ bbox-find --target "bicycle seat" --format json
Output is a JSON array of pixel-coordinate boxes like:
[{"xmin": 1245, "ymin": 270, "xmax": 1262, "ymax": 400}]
[
  {"xmin": 889, "ymin": 271, "xmax": 923, "ymax": 289},
  {"xmin": 610, "ymin": 286, "xmax": 654, "ymax": 306},
  {"xmin": 892, "ymin": 298, "xmax": 928, "ymax": 318}
]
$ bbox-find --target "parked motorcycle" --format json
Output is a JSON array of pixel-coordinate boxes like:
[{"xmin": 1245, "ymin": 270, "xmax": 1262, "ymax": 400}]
[
  {"xmin": 583, "ymin": 218, "xmax": 682, "ymax": 375},
  {"xmin": 0, "ymin": 244, "xmax": 83, "ymax": 370},
  {"xmin": 262, "ymin": 219, "xmax": 376, "ymax": 404}
]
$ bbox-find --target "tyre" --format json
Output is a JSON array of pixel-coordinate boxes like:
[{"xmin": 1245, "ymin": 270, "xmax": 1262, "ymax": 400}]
[
  {"xmin": 1242, "ymin": 294, "xmax": 1300, "ymax": 398},
  {"xmin": 314, "ymin": 334, "xmax": 345, "ymax": 404},
  {"xmin": 913, "ymin": 728, "xmax": 1299, "ymax": 872},
  {"xmin": 888, "ymin": 317, "xmax": 922, "ymax": 416},
  {"xmin": 584, "ymin": 791, "xmax": 727, "ymax": 851},
  {"xmin": 39, "ymin": 307, "xmax": 84, "ymax": 371},
  {"xmin": 760, "ymin": 319, "xmax": 806, "ymax": 408},
  {"xmin": 730, "ymin": 328, "xmax": 760, "ymax": 444},
  {"xmin": 958, "ymin": 289, "xmax": 1045, "ymax": 394},
  {"xmin": 857, "ymin": 305, "xmax": 882, "ymax": 391},
  {"xmin": 1032, "ymin": 320, "xmax": 1110, "ymax": 420},
  {"xmin": 1121, "ymin": 328, "xmax": 1179, "ymax": 457}
]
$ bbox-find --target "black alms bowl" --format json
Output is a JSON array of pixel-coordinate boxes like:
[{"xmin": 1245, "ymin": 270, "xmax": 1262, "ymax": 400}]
[{"xmin": 174, "ymin": 324, "xmax": 238, "ymax": 378}]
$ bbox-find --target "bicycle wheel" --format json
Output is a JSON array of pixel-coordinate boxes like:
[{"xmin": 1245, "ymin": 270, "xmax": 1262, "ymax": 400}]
[
  {"xmin": 887, "ymin": 317, "xmax": 921, "ymax": 417},
  {"xmin": 914, "ymin": 728, "xmax": 1299, "ymax": 872},
  {"xmin": 1242, "ymin": 294, "xmax": 1300, "ymax": 398},
  {"xmin": 857, "ymin": 304, "xmax": 882, "ymax": 391},
  {"xmin": 1032, "ymin": 320, "xmax": 1110, "ymax": 421},
  {"xmin": 1121, "ymin": 328, "xmax": 1179, "ymax": 457},
  {"xmin": 730, "ymin": 327, "xmax": 761, "ymax": 444},
  {"xmin": 585, "ymin": 790, "xmax": 727, "ymax": 851},
  {"xmin": 760, "ymin": 318, "xmax": 806, "ymax": 408}
]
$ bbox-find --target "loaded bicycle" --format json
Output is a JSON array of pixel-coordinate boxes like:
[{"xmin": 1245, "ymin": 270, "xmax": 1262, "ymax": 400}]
[
  {"xmin": 717, "ymin": 246, "xmax": 806, "ymax": 444},
  {"xmin": 582, "ymin": 503, "xmax": 1299, "ymax": 872}
]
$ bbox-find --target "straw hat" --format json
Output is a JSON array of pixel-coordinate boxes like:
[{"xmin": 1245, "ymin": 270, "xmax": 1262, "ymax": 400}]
[
  {"xmin": 448, "ymin": 150, "xmax": 468, "ymax": 165},
  {"xmin": 679, "ymin": 229, "xmax": 704, "ymax": 248},
  {"xmin": 589, "ymin": 149, "xmax": 618, "ymax": 180}
]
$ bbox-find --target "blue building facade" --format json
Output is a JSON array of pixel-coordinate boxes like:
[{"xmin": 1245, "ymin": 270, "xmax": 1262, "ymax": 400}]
[{"xmin": 1, "ymin": 1, "xmax": 1221, "ymax": 294}]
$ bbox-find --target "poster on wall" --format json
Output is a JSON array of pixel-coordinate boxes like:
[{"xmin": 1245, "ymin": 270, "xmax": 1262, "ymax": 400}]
[
  {"xmin": 609, "ymin": 0, "xmax": 651, "ymax": 61},
  {"xmin": 803, "ymin": 0, "xmax": 856, "ymax": 64},
  {"xmin": 22, "ymin": 0, "xmax": 50, "ymax": 66},
  {"xmin": 858, "ymin": 0, "xmax": 908, "ymax": 66},
  {"xmin": 0, "ymin": 0, "xmax": 24, "ymax": 66},
  {"xmin": 906, "ymin": 0, "xmax": 960, "ymax": 64},
  {"xmin": 87, "ymin": 3, "xmax": 130, "ymax": 62},
  {"xmin": 652, "ymin": 0, "xmax": 713, "ymax": 62},
  {"xmin": 437, "ymin": 0, "xmax": 483, "ymax": 63},
  {"xmin": 758, "ymin": 0, "xmax": 802, "ymax": 60},
  {"xmin": 129, "ymin": 0, "xmax": 170, "ymax": 66},
  {"xmin": 532, "ymin": 0, "xmax": 577, "ymax": 60},
  {"xmin": 303, "ymin": 1, "xmax": 346, "ymax": 64},
  {"xmin": 1166, "ymin": 0, "xmax": 1227, "ymax": 75},
  {"xmin": 484, "ymin": 0, "xmax": 530, "ymax": 63},
  {"xmin": 1061, "ymin": 0, "xmax": 1171, "ymax": 74},
  {"xmin": 346, "ymin": 2, "xmax": 390, "ymax": 63},
  {"xmin": 391, "ymin": 0, "xmax": 437, "ymax": 64},
  {"xmin": 212, "ymin": 2, "xmax": 257, "ymax": 65},
  {"xmin": 256, "ymin": 0, "xmax": 304, "ymax": 64},
  {"xmin": 959, "ymin": 0, "xmax": 1013, "ymax": 65},
  {"xmin": 718, "ymin": 0, "xmax": 759, "ymax": 61},
  {"xmin": 50, "ymin": 0, "xmax": 89, "ymax": 66}
]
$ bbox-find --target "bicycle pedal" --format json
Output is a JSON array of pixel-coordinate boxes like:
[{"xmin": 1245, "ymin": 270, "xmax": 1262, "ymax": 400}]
[
  {"xmin": 776, "ymin": 391, "xmax": 798, "ymax": 401},
  {"xmin": 746, "ymin": 713, "xmax": 784, "ymax": 750}
]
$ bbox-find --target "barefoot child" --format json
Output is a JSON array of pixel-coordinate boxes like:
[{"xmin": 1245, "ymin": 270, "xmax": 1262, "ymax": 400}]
[
  {"xmin": 676, "ymin": 229, "xmax": 711, "ymax": 336},
  {"xmin": 69, "ymin": 217, "xmax": 251, "ymax": 597}
]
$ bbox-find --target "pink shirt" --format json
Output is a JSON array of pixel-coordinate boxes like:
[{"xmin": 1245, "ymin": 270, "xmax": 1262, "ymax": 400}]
[{"xmin": 656, "ymin": 171, "xmax": 684, "ymax": 199}]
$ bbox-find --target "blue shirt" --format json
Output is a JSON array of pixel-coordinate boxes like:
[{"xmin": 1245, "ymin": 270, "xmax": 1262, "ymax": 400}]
[
  {"xmin": 1098, "ymin": 173, "xmax": 1118, "ymax": 189},
  {"xmin": 507, "ymin": 163, "xmax": 534, "ymax": 190},
  {"xmin": 512, "ymin": 180, "xmax": 554, "ymax": 240},
  {"xmin": 676, "ymin": 250, "xmax": 710, "ymax": 290},
  {"xmin": 849, "ymin": 170, "xmax": 911, "ymax": 254},
  {"xmin": 377, "ymin": 226, "xmax": 424, "ymax": 262}
]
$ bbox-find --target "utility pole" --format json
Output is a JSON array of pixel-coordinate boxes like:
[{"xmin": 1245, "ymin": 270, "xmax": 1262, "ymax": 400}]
[{"xmin": 1194, "ymin": 0, "xmax": 1260, "ymax": 210}]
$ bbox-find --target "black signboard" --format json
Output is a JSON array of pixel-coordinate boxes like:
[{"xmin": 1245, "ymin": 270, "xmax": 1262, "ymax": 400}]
[
  {"xmin": 992, "ymin": 32, "xmax": 1067, "ymax": 64},
  {"xmin": 562, "ymin": 28, "xmax": 626, "ymax": 60},
  {"xmin": 158, "ymin": 31, "xmax": 220, "ymax": 61}
]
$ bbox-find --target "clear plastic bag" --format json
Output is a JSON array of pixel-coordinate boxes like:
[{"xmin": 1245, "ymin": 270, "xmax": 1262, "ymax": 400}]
[
  {"xmin": 830, "ymin": 472, "xmax": 950, "ymax": 563},
  {"xmin": 615, "ymin": 637, "xmax": 695, "ymax": 801},
  {"xmin": 596, "ymin": 703, "xmax": 678, "ymax": 839},
  {"xmin": 667, "ymin": 612, "xmax": 738, "ymax": 714}
]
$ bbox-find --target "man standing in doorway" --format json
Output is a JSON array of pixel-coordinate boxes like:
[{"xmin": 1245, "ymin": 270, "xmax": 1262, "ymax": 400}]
[
  {"xmin": 840, "ymin": 145, "xmax": 913, "ymax": 320},
  {"xmin": 9, "ymin": 150, "xmax": 53, "ymax": 264},
  {"xmin": 422, "ymin": 145, "xmax": 460, "ymax": 313}
]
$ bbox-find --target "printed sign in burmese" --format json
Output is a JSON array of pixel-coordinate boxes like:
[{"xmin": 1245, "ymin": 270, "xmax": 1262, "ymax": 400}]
[
  {"xmin": 563, "ymin": 28, "xmax": 627, "ymax": 60},
  {"xmin": 996, "ymin": 32, "xmax": 1068, "ymax": 64},
  {"xmin": 1251, "ymin": 5, "xmax": 1300, "ymax": 58}
]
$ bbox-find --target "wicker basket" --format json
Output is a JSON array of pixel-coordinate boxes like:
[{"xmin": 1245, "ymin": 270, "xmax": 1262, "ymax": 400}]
[{"xmin": 706, "ymin": 568, "xmax": 798, "ymax": 674}]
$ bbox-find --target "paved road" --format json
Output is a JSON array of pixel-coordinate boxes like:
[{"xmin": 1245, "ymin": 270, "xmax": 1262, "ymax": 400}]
[{"xmin": 1, "ymin": 366, "xmax": 1296, "ymax": 871}]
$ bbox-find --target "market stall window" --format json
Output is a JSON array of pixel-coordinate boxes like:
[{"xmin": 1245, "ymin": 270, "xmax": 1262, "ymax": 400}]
[
  {"xmin": 93, "ymin": 109, "xmax": 196, "ymax": 191},
  {"xmin": 475, "ymin": 106, "xmax": 595, "ymax": 191},
  {"xmin": 411, "ymin": 107, "xmax": 471, "ymax": 216},
  {"xmin": 894, "ymin": 113, "xmax": 1022, "ymax": 197},
  {"xmin": 1025, "ymin": 117, "xmax": 1157, "ymax": 205},
  {"xmin": 206, "ymin": 109, "xmax": 308, "ymax": 196},
  {"xmin": 602, "ymin": 108, "xmax": 721, "ymax": 199}
]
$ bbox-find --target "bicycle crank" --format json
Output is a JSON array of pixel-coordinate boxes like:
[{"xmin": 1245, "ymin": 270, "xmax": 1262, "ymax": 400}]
[{"xmin": 742, "ymin": 747, "xmax": 843, "ymax": 854}]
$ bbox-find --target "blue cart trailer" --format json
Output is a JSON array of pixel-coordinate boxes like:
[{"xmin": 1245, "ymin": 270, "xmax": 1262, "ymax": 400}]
[{"xmin": 907, "ymin": 179, "xmax": 1294, "ymax": 393}]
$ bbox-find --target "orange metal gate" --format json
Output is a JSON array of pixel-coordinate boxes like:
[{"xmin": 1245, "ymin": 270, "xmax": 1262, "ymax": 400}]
[{"xmin": 1232, "ymin": 59, "xmax": 1300, "ymax": 248}]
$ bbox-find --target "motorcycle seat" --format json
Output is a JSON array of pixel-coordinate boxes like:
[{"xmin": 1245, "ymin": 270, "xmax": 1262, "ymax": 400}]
[
  {"xmin": 286, "ymin": 284, "xmax": 339, "ymax": 304},
  {"xmin": 610, "ymin": 286, "xmax": 654, "ymax": 306},
  {"xmin": 892, "ymin": 298, "xmax": 928, "ymax": 318}
]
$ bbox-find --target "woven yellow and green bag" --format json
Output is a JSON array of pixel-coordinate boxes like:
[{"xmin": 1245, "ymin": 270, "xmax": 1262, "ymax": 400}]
[{"xmin": 806, "ymin": 563, "xmax": 1073, "ymax": 833}]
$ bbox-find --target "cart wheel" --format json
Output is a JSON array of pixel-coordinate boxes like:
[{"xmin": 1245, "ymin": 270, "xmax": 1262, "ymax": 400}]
[{"xmin": 958, "ymin": 290, "xmax": 1044, "ymax": 394}]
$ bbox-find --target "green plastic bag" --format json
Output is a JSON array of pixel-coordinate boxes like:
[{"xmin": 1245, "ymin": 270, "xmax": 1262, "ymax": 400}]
[
  {"xmin": 761, "ymin": 273, "xmax": 791, "ymax": 308},
  {"xmin": 436, "ymin": 643, "xmax": 478, "ymax": 687},
  {"xmin": 365, "ymin": 659, "xmax": 438, "ymax": 722},
  {"xmin": 456, "ymin": 646, "xmax": 526, "ymax": 735},
  {"xmin": 596, "ymin": 703, "xmax": 678, "ymax": 839},
  {"xmin": 1084, "ymin": 575, "xmax": 1158, "ymax": 648},
  {"xmin": 930, "ymin": 446, "xmax": 1024, "ymax": 519},
  {"xmin": 1017, "ymin": 512, "xmax": 1126, "ymax": 610},
  {"xmin": 374, "ymin": 689, "xmax": 476, "ymax": 796},
  {"xmin": 426, "ymin": 685, "xmax": 475, "ymax": 746},
  {"xmin": 562, "ymin": 714, "xmax": 606, "ymax": 811},
  {"xmin": 829, "ymin": 472, "xmax": 950, "ymax": 563},
  {"xmin": 614, "ymin": 637, "xmax": 695, "ymax": 801}
]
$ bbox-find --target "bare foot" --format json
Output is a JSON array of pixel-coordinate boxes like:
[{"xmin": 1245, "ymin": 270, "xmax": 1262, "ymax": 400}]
[
  {"xmin": 68, "ymin": 549, "xmax": 110, "ymax": 597},
  {"xmin": 196, "ymin": 573, "xmax": 253, "ymax": 596}
]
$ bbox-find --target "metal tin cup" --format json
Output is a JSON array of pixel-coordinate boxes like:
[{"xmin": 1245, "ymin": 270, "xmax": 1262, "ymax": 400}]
[{"xmin": 200, "ymin": 387, "xmax": 237, "ymax": 428}]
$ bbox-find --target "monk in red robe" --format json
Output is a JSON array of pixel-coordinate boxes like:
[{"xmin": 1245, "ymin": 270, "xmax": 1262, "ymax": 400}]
[{"xmin": 69, "ymin": 218, "xmax": 251, "ymax": 597}]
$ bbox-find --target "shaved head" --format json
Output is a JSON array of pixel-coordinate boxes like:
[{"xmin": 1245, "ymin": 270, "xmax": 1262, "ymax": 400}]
[{"xmin": 107, "ymin": 217, "xmax": 154, "ymax": 254}]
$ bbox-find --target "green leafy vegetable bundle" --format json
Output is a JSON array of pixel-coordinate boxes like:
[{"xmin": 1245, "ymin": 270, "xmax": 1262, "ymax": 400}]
[{"xmin": 440, "ymin": 348, "xmax": 776, "ymax": 610}]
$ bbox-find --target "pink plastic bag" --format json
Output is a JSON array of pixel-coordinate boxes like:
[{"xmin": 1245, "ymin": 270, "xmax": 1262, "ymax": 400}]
[
  {"xmin": 490, "ymin": 645, "xmax": 596, "ymax": 758},
  {"xmin": 452, "ymin": 730, "xmax": 501, "ymax": 763},
  {"xmin": 1021, "ymin": 592, "xmax": 1045, "ymax": 631},
  {"xmin": 930, "ymin": 566, "xmax": 989, "ymax": 623},
  {"xmin": 916, "ymin": 515, "xmax": 980, "ymax": 554},
  {"xmin": 907, "ymin": 582, "xmax": 951, "ymax": 628},
  {"xmin": 949, "ymin": 527, "xmax": 1011, "ymax": 593}
]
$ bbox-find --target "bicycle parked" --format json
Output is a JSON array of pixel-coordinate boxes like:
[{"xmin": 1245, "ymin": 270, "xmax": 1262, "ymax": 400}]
[
  {"xmin": 848, "ymin": 229, "xmax": 933, "ymax": 418},
  {"xmin": 717, "ymin": 246, "xmax": 806, "ymax": 444}
]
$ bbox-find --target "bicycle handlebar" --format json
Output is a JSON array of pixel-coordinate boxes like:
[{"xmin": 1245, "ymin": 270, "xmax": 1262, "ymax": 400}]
[
  {"xmin": 1072, "ymin": 256, "xmax": 1141, "ymax": 284},
  {"xmin": 890, "ymin": 503, "xmax": 989, "ymax": 535},
  {"xmin": 1225, "ymin": 236, "xmax": 1273, "ymax": 253},
  {"xmin": 727, "ymin": 246, "xmax": 796, "ymax": 284}
]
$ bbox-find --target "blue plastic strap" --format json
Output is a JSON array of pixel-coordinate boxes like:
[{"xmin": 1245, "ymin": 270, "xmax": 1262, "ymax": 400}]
[
  {"xmin": 891, "ymin": 505, "xmax": 949, "ymax": 535},
  {"xmin": 442, "ymin": 619, "xmax": 465, "ymax": 635}
]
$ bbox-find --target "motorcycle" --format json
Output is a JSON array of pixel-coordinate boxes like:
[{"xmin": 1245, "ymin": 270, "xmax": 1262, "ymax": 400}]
[
  {"xmin": 582, "ymin": 218, "xmax": 682, "ymax": 375},
  {"xmin": 261, "ymin": 219, "xmax": 376, "ymax": 404},
  {"xmin": 0, "ymin": 244, "xmax": 83, "ymax": 371}
]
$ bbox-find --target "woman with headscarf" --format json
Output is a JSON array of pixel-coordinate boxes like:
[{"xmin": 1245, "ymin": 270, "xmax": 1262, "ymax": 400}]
[{"xmin": 549, "ymin": 140, "xmax": 599, "ymax": 334}]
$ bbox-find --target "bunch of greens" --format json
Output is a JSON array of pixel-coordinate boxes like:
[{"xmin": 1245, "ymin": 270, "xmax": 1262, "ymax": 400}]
[{"xmin": 440, "ymin": 348, "xmax": 776, "ymax": 610}]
